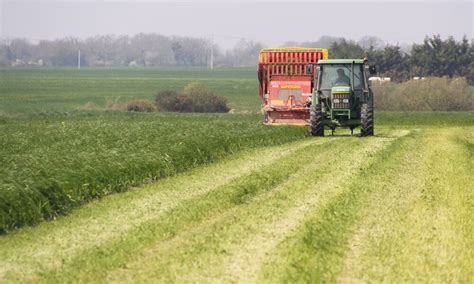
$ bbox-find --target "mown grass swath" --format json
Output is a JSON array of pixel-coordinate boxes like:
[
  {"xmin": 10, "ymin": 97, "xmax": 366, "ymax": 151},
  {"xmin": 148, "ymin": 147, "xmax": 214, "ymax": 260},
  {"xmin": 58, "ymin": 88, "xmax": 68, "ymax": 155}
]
[
  {"xmin": 2, "ymin": 124, "xmax": 471, "ymax": 282},
  {"xmin": 259, "ymin": 128, "xmax": 473, "ymax": 282},
  {"xmin": 0, "ymin": 112, "xmax": 307, "ymax": 233}
]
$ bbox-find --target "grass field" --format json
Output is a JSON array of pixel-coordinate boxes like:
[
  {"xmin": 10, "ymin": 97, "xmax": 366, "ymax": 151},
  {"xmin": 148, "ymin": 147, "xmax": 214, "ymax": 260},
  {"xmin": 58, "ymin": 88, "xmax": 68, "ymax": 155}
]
[
  {"xmin": 0, "ymin": 67, "xmax": 473, "ymax": 282},
  {"xmin": 0, "ymin": 67, "xmax": 258, "ymax": 115},
  {"xmin": 0, "ymin": 113, "xmax": 308, "ymax": 233}
]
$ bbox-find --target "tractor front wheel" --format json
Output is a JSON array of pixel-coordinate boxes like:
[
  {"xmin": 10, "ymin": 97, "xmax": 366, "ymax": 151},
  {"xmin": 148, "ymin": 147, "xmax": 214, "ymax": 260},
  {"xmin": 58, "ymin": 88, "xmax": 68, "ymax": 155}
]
[
  {"xmin": 310, "ymin": 104, "xmax": 324, "ymax": 137},
  {"xmin": 360, "ymin": 103, "xmax": 374, "ymax": 136}
]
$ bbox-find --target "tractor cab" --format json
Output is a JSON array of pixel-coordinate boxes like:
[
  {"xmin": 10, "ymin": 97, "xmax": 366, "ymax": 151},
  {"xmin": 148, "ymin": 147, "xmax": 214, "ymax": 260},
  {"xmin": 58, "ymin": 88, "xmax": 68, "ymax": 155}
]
[{"xmin": 310, "ymin": 59, "xmax": 376, "ymax": 136}]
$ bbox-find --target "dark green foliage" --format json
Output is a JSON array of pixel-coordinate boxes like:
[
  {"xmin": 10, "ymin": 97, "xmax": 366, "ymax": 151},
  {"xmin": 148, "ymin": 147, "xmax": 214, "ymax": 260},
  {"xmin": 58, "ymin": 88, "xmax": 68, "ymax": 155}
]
[
  {"xmin": 328, "ymin": 35, "xmax": 473, "ymax": 84},
  {"xmin": 330, "ymin": 39, "xmax": 365, "ymax": 59},
  {"xmin": 156, "ymin": 83, "xmax": 230, "ymax": 113},
  {"xmin": 366, "ymin": 45, "xmax": 410, "ymax": 82},
  {"xmin": 410, "ymin": 36, "xmax": 473, "ymax": 83},
  {"xmin": 0, "ymin": 113, "xmax": 307, "ymax": 233}
]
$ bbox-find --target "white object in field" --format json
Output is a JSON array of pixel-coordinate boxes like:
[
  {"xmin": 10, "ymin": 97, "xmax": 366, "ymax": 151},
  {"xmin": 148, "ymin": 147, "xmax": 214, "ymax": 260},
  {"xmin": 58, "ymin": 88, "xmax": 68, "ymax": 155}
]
[{"xmin": 369, "ymin": 77, "xmax": 390, "ymax": 83}]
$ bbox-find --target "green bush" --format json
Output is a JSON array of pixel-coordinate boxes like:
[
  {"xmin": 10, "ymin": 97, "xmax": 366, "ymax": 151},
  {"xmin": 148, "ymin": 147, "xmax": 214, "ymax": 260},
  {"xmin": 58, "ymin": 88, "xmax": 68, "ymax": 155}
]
[
  {"xmin": 126, "ymin": 99, "xmax": 156, "ymax": 112},
  {"xmin": 373, "ymin": 77, "xmax": 473, "ymax": 111},
  {"xmin": 155, "ymin": 90, "xmax": 180, "ymax": 112},
  {"xmin": 156, "ymin": 83, "xmax": 230, "ymax": 113}
]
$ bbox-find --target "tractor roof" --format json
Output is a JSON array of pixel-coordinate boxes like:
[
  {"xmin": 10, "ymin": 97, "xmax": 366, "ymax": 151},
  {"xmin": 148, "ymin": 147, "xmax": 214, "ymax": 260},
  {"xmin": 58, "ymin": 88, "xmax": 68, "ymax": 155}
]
[{"xmin": 318, "ymin": 59, "xmax": 365, "ymax": 64}]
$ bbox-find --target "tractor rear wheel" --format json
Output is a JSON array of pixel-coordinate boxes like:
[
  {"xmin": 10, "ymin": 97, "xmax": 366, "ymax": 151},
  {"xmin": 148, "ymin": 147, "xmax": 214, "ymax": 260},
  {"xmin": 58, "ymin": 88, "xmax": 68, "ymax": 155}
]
[
  {"xmin": 310, "ymin": 104, "xmax": 324, "ymax": 136},
  {"xmin": 360, "ymin": 102, "xmax": 374, "ymax": 136}
]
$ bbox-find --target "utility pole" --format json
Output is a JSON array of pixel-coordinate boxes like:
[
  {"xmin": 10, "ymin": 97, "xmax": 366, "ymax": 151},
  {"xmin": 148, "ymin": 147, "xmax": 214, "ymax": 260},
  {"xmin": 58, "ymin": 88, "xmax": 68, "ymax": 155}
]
[
  {"xmin": 208, "ymin": 36, "xmax": 214, "ymax": 69},
  {"xmin": 210, "ymin": 44, "xmax": 214, "ymax": 69},
  {"xmin": 78, "ymin": 49, "xmax": 81, "ymax": 69}
]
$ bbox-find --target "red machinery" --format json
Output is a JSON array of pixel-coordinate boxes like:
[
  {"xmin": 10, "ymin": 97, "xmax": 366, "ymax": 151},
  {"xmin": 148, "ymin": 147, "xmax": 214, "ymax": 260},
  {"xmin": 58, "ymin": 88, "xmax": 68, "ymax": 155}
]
[{"xmin": 258, "ymin": 48, "xmax": 328, "ymax": 125}]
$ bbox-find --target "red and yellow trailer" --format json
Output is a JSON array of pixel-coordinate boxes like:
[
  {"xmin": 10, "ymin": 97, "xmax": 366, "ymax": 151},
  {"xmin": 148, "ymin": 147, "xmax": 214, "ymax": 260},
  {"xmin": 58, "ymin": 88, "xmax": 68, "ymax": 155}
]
[{"xmin": 258, "ymin": 47, "xmax": 328, "ymax": 125}]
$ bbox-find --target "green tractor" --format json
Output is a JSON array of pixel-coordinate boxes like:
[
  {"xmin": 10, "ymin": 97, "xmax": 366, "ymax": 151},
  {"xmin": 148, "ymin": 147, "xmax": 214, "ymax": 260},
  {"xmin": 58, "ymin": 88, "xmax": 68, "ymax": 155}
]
[{"xmin": 310, "ymin": 59, "xmax": 376, "ymax": 136}]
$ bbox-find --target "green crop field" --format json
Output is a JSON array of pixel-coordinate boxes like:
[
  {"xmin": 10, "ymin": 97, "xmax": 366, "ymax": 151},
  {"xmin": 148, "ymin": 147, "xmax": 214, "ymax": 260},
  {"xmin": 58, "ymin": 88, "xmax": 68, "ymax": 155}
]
[
  {"xmin": 0, "ymin": 67, "xmax": 258, "ymax": 115},
  {"xmin": 0, "ymin": 67, "xmax": 473, "ymax": 282}
]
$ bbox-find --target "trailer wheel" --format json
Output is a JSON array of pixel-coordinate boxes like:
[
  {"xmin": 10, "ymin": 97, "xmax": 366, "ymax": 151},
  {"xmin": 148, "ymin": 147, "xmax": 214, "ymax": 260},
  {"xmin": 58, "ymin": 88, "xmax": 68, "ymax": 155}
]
[
  {"xmin": 360, "ymin": 102, "xmax": 374, "ymax": 137},
  {"xmin": 310, "ymin": 104, "xmax": 324, "ymax": 137},
  {"xmin": 263, "ymin": 112, "xmax": 269, "ymax": 124}
]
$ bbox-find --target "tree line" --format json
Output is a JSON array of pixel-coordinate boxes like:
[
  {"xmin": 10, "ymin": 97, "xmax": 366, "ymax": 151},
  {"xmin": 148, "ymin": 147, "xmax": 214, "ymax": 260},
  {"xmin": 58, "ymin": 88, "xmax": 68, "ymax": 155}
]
[
  {"xmin": 0, "ymin": 34, "xmax": 262, "ymax": 68},
  {"xmin": 0, "ymin": 34, "xmax": 472, "ymax": 83},
  {"xmin": 329, "ymin": 35, "xmax": 473, "ymax": 83}
]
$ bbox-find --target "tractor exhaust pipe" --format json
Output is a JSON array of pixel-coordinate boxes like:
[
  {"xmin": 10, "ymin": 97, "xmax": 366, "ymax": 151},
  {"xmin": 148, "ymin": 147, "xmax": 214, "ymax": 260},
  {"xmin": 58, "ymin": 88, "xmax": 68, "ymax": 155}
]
[{"xmin": 351, "ymin": 61, "xmax": 355, "ymax": 92}]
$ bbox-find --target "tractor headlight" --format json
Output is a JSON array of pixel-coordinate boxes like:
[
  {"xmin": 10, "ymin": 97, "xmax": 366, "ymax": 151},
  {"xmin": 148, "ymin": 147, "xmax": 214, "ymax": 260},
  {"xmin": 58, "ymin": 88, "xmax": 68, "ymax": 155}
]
[
  {"xmin": 333, "ymin": 99, "xmax": 340, "ymax": 103},
  {"xmin": 343, "ymin": 99, "xmax": 349, "ymax": 103}
]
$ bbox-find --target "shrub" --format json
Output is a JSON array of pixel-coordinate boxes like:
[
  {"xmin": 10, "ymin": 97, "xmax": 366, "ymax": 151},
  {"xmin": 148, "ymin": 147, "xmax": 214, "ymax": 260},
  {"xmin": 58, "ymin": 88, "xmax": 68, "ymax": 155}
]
[
  {"xmin": 156, "ymin": 83, "xmax": 230, "ymax": 113},
  {"xmin": 373, "ymin": 77, "xmax": 473, "ymax": 111},
  {"xmin": 155, "ymin": 90, "xmax": 180, "ymax": 112},
  {"xmin": 126, "ymin": 99, "xmax": 156, "ymax": 112}
]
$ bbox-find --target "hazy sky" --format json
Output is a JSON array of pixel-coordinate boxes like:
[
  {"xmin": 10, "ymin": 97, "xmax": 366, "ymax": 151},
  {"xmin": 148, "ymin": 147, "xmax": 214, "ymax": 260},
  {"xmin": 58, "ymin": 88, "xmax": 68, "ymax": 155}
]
[{"xmin": 1, "ymin": 0, "xmax": 472, "ymax": 48}]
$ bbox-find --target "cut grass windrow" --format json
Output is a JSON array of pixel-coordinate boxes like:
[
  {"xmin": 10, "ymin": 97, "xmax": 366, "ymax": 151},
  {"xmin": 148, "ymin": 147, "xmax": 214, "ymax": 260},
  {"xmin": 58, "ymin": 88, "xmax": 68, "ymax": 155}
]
[
  {"xmin": 0, "ymin": 137, "xmax": 329, "ymax": 281},
  {"xmin": 338, "ymin": 127, "xmax": 474, "ymax": 282},
  {"xmin": 5, "ymin": 129, "xmax": 404, "ymax": 283},
  {"xmin": 1, "ymin": 127, "xmax": 472, "ymax": 283},
  {"xmin": 259, "ymin": 130, "xmax": 421, "ymax": 282},
  {"xmin": 103, "ymin": 130, "xmax": 405, "ymax": 283},
  {"xmin": 32, "ymin": 137, "xmax": 342, "ymax": 283},
  {"xmin": 260, "ymin": 127, "xmax": 473, "ymax": 283}
]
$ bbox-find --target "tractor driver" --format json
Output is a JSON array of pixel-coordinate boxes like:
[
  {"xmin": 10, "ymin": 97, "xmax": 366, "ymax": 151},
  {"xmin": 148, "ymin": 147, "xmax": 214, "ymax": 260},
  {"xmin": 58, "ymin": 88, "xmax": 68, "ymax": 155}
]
[{"xmin": 334, "ymin": 68, "xmax": 351, "ymax": 86}]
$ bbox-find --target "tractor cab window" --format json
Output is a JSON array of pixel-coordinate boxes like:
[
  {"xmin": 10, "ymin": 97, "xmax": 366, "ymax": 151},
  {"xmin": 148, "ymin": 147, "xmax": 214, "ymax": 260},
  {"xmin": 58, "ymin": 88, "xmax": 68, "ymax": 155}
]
[{"xmin": 320, "ymin": 64, "xmax": 364, "ymax": 90}]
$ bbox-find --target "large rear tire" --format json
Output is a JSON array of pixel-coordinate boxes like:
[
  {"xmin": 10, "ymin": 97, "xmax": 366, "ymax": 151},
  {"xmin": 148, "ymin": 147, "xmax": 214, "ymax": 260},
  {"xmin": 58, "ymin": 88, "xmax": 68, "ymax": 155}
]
[
  {"xmin": 310, "ymin": 104, "xmax": 324, "ymax": 137},
  {"xmin": 360, "ymin": 102, "xmax": 374, "ymax": 137}
]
